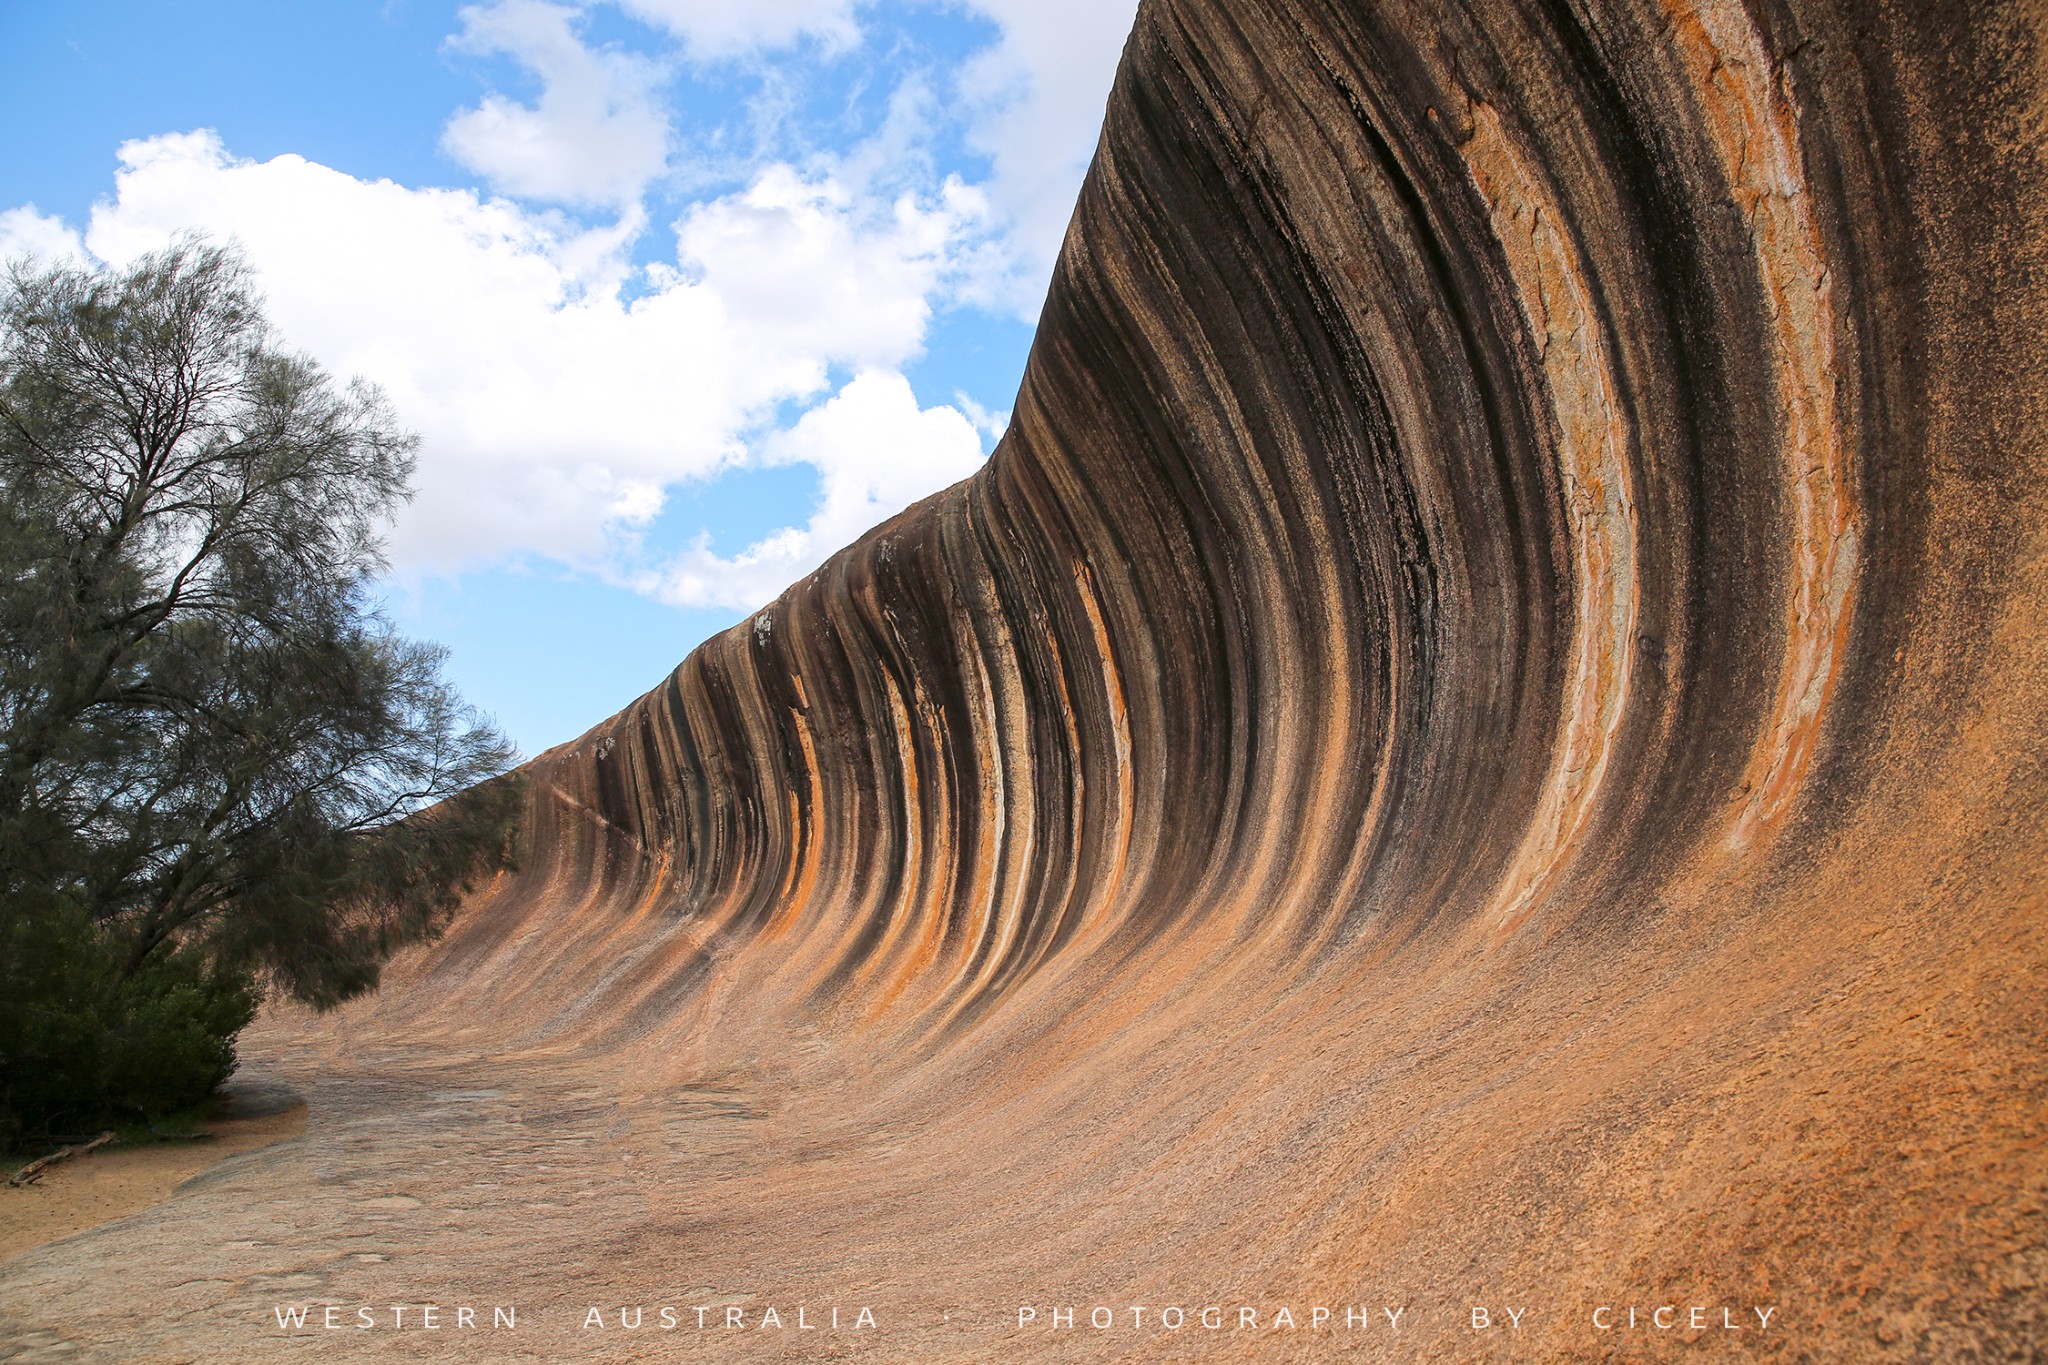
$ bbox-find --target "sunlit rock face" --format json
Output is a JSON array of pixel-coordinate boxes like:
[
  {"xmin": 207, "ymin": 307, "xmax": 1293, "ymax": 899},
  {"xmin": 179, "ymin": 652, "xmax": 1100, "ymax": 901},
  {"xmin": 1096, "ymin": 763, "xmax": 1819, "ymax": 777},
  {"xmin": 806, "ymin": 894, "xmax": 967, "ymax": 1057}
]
[
  {"xmin": 453, "ymin": 0, "xmax": 1873, "ymax": 1048},
  {"xmin": 269, "ymin": 0, "xmax": 2042, "ymax": 1355}
]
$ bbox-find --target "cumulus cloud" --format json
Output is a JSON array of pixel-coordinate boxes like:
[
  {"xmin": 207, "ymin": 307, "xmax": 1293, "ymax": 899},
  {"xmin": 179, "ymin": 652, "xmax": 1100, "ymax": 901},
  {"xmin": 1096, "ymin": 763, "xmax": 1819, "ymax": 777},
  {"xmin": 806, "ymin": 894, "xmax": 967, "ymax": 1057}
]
[
  {"xmin": 75, "ymin": 130, "xmax": 987, "ymax": 578},
  {"xmin": 952, "ymin": 0, "xmax": 1141, "ymax": 312},
  {"xmin": 0, "ymin": 205, "xmax": 88, "ymax": 265},
  {"xmin": 953, "ymin": 392, "xmax": 1010, "ymax": 443},
  {"xmin": 4, "ymin": 1, "xmax": 1142, "ymax": 617},
  {"xmin": 613, "ymin": 0, "xmax": 859, "ymax": 59},
  {"xmin": 435, "ymin": 0, "xmax": 1138, "ymax": 289},
  {"xmin": 641, "ymin": 369, "xmax": 984, "ymax": 609},
  {"xmin": 671, "ymin": 165, "xmax": 987, "ymax": 378},
  {"xmin": 443, "ymin": 0, "xmax": 672, "ymax": 206}
]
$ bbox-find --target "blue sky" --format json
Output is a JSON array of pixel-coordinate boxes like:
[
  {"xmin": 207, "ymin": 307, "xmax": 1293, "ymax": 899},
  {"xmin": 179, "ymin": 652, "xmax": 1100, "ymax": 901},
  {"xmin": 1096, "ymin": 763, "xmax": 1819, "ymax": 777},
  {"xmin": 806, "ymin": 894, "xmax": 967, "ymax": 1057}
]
[{"xmin": 0, "ymin": 0, "xmax": 1137, "ymax": 757}]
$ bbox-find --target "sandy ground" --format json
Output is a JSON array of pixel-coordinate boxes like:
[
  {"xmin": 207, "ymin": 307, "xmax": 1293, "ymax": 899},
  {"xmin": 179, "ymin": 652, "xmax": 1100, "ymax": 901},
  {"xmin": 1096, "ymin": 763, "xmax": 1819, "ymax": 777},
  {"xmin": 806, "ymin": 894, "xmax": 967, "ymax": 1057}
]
[{"xmin": 0, "ymin": 1077, "xmax": 306, "ymax": 1263}]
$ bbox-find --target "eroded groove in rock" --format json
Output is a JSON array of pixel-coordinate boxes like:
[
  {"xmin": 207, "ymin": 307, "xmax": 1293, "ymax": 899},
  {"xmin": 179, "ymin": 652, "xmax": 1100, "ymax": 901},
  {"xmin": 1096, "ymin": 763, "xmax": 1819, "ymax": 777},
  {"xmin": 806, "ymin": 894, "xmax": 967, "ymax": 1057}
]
[{"xmin": 455, "ymin": 0, "xmax": 1854, "ymax": 1013}]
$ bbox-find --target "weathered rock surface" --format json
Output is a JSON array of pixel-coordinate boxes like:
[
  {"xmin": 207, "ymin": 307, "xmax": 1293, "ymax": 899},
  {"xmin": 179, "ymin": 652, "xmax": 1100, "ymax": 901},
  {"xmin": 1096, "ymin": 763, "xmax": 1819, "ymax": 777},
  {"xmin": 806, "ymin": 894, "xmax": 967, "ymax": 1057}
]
[{"xmin": 4, "ymin": 0, "xmax": 2045, "ymax": 1358}]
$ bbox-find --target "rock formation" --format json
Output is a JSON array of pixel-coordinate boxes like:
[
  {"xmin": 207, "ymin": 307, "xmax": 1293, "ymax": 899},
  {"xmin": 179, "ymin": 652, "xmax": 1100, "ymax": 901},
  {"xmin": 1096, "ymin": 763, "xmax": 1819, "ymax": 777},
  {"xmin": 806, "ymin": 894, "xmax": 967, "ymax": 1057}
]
[{"xmin": 4, "ymin": 0, "xmax": 2044, "ymax": 1358}]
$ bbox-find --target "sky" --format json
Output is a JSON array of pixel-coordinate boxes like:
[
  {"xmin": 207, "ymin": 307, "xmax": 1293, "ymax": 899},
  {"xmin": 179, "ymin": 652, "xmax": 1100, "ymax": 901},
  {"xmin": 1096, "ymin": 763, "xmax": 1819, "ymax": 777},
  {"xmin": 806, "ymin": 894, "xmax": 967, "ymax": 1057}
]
[{"xmin": 0, "ymin": 0, "xmax": 1139, "ymax": 757}]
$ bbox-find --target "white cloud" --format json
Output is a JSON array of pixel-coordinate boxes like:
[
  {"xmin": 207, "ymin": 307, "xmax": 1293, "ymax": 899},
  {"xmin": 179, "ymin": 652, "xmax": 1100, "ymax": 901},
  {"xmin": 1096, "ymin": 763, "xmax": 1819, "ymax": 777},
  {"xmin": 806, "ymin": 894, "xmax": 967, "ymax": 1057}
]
[
  {"xmin": 433, "ymin": 0, "xmax": 1139, "ymax": 297},
  {"xmin": 73, "ymin": 130, "xmax": 986, "ymax": 575},
  {"xmin": 4, "ymin": 0, "xmax": 1139, "ymax": 622},
  {"xmin": 642, "ymin": 369, "xmax": 983, "ymax": 609},
  {"xmin": 951, "ymin": 0, "xmax": 1141, "ymax": 313},
  {"xmin": 953, "ymin": 391, "xmax": 1009, "ymax": 443},
  {"xmin": 443, "ymin": 0, "xmax": 672, "ymax": 206},
  {"xmin": 0, "ymin": 206, "xmax": 87, "ymax": 266},
  {"xmin": 672, "ymin": 164, "xmax": 987, "ymax": 379},
  {"xmin": 612, "ymin": 0, "xmax": 859, "ymax": 59}
]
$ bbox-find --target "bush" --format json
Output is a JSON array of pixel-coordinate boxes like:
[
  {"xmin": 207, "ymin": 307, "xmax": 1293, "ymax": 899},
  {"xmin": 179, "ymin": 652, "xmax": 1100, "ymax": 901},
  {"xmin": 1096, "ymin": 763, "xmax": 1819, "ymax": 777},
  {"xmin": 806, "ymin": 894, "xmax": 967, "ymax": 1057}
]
[
  {"xmin": 0, "ymin": 238, "xmax": 517, "ymax": 1150},
  {"xmin": 0, "ymin": 899, "xmax": 258, "ymax": 1151}
]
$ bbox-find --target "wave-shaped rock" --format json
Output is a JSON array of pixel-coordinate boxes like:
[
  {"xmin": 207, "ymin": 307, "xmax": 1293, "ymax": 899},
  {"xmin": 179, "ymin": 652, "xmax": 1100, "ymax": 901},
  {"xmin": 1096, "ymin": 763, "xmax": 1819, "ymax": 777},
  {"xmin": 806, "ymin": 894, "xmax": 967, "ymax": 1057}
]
[{"xmin": 280, "ymin": 0, "xmax": 2047, "ymax": 1356}]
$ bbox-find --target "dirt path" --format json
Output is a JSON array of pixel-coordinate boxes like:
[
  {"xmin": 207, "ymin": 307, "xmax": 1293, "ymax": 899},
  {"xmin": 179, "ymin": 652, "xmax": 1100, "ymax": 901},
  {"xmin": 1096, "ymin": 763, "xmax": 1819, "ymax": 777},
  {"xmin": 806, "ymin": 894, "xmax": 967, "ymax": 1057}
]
[{"xmin": 0, "ymin": 1077, "xmax": 306, "ymax": 1262}]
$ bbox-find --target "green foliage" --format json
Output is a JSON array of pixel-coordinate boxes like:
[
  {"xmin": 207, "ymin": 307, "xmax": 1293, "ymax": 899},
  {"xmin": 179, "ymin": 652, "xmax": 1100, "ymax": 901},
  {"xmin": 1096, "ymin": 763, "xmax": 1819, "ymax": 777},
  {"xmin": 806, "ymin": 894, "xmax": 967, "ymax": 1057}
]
[
  {"xmin": 0, "ymin": 237, "xmax": 521, "ymax": 1145},
  {"xmin": 0, "ymin": 896, "xmax": 258, "ymax": 1150}
]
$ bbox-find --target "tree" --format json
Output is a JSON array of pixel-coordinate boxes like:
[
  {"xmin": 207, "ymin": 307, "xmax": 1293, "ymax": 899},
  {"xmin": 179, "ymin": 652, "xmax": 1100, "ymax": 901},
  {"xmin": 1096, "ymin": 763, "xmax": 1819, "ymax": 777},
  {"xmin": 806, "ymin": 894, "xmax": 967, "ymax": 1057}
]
[{"xmin": 0, "ymin": 237, "xmax": 521, "ymax": 1147}]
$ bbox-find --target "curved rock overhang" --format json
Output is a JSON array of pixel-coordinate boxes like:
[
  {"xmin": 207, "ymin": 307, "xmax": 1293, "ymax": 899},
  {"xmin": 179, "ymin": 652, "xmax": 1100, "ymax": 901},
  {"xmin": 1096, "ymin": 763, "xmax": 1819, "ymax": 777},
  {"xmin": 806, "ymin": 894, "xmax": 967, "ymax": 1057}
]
[{"xmin": 331, "ymin": 0, "xmax": 2048, "ymax": 1353}]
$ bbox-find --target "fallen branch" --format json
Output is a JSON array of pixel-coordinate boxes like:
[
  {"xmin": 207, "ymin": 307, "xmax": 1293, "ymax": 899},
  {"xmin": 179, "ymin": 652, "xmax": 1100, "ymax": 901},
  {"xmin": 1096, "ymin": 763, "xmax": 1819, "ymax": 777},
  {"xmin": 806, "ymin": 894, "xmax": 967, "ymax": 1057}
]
[{"xmin": 7, "ymin": 1131, "xmax": 116, "ymax": 1187}]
